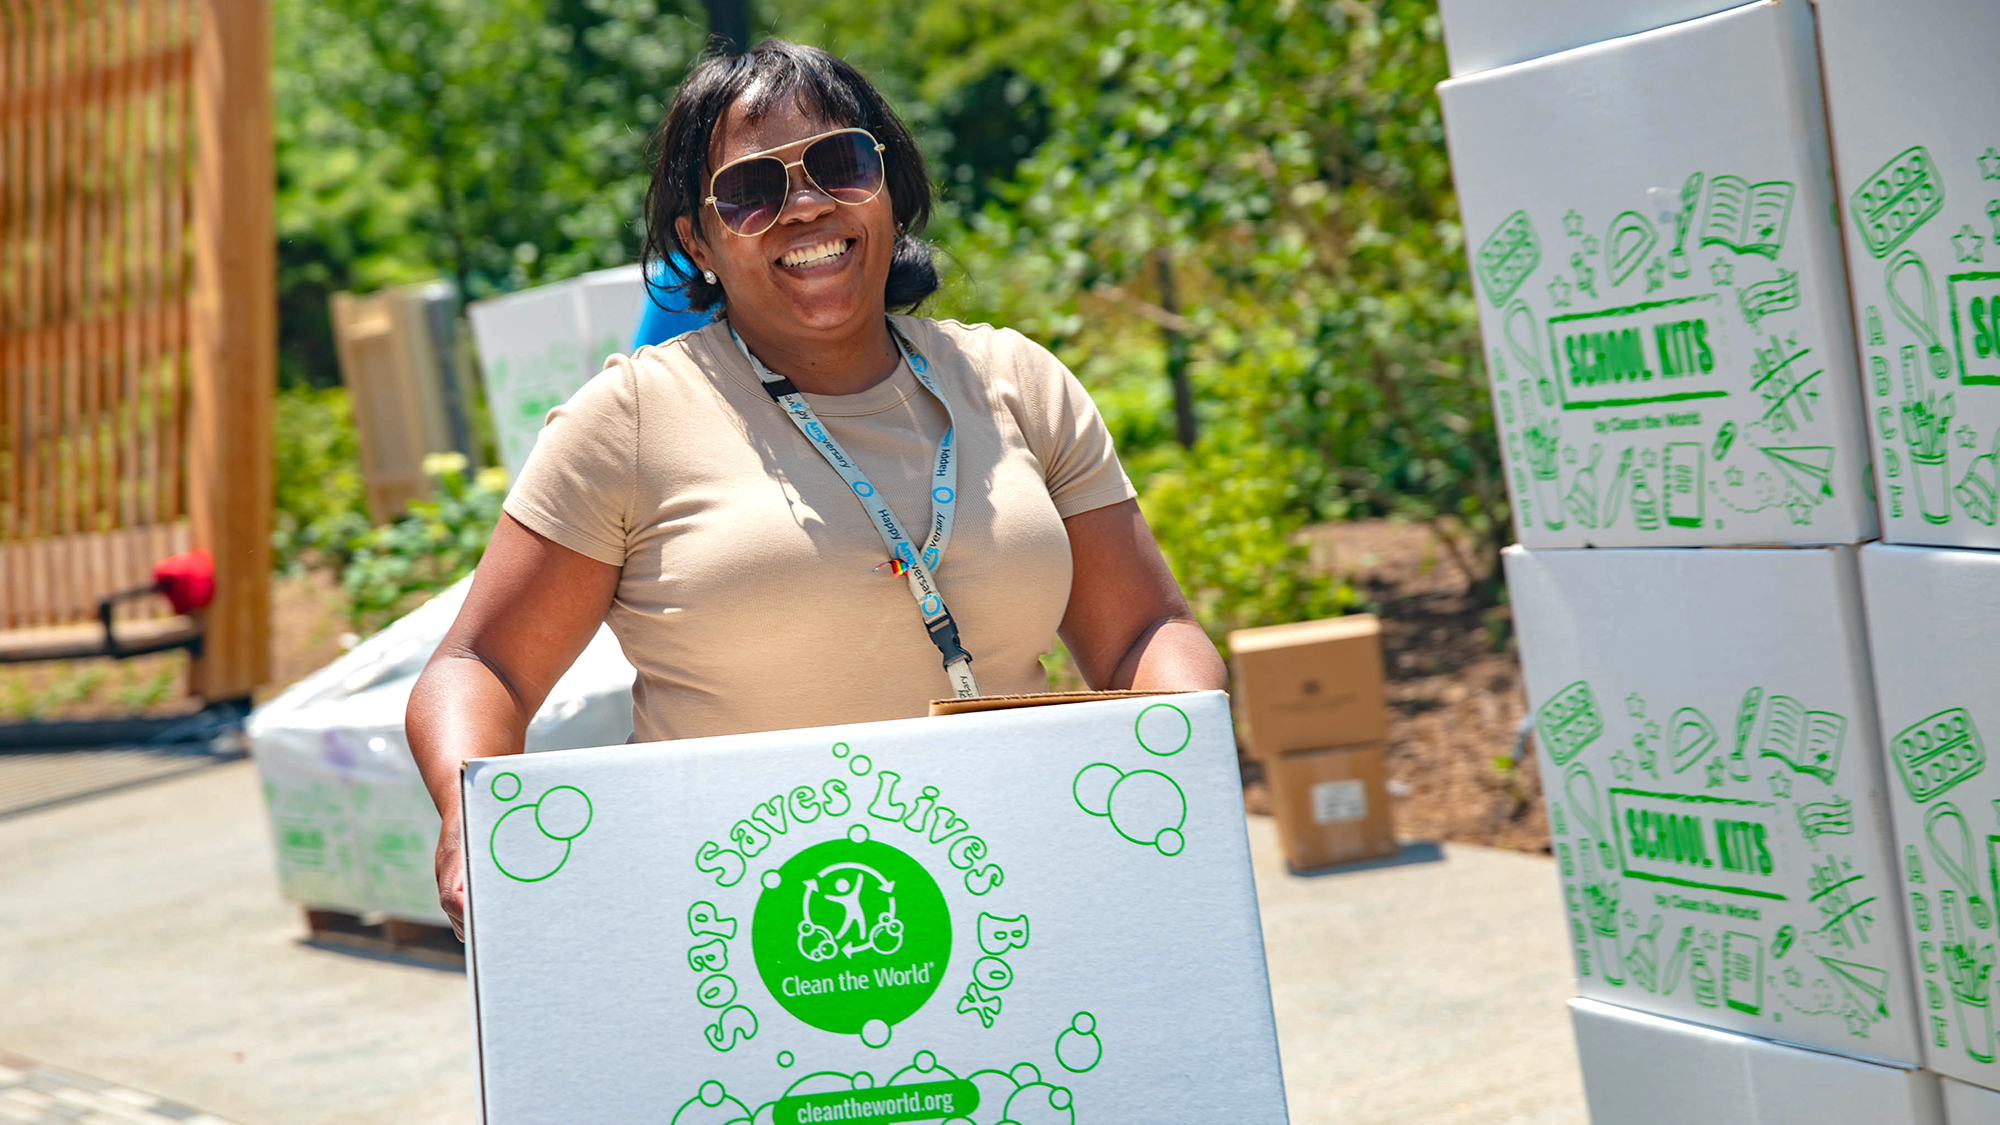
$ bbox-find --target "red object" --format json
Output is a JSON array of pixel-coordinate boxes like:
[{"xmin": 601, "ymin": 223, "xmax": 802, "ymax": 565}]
[{"xmin": 152, "ymin": 550, "xmax": 215, "ymax": 615}]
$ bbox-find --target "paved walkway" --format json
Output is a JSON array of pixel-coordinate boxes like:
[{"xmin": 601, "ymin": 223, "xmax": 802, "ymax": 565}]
[
  {"xmin": 0, "ymin": 1052, "xmax": 241, "ymax": 1125},
  {"xmin": 0, "ymin": 758, "xmax": 1584, "ymax": 1125}
]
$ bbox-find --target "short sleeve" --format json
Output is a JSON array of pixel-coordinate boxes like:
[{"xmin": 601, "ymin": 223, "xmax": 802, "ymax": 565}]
[
  {"xmin": 501, "ymin": 357, "xmax": 637, "ymax": 567},
  {"xmin": 1010, "ymin": 332, "xmax": 1138, "ymax": 518}
]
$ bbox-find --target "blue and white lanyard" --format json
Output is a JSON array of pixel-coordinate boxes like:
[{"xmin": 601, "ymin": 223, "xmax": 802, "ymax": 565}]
[{"xmin": 730, "ymin": 322, "xmax": 979, "ymax": 698}]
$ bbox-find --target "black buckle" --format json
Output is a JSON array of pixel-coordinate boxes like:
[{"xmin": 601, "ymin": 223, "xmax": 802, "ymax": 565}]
[
  {"xmin": 761, "ymin": 375, "xmax": 800, "ymax": 401},
  {"xmin": 925, "ymin": 614, "xmax": 973, "ymax": 669}
]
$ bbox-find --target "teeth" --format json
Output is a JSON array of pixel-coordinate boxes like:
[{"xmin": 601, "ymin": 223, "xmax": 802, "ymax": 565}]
[{"xmin": 780, "ymin": 239, "xmax": 849, "ymax": 268}]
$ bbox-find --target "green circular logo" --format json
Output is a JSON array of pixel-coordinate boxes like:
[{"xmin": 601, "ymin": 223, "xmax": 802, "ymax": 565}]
[{"xmin": 751, "ymin": 835, "xmax": 951, "ymax": 1036}]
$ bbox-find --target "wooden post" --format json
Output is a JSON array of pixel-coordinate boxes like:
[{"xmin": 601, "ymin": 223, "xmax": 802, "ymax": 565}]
[{"xmin": 186, "ymin": 0, "xmax": 272, "ymax": 701}]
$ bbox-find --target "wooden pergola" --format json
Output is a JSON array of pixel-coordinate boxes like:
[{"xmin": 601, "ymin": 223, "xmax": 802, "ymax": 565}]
[{"xmin": 0, "ymin": 0, "xmax": 272, "ymax": 702}]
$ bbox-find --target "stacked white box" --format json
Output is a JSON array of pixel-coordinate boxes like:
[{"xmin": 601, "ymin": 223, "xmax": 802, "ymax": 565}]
[
  {"xmin": 1506, "ymin": 546, "xmax": 1920, "ymax": 1062},
  {"xmin": 1435, "ymin": 0, "xmax": 1742, "ymax": 78},
  {"xmin": 465, "ymin": 264, "xmax": 649, "ymax": 482},
  {"xmin": 1438, "ymin": 0, "xmax": 1875, "ymax": 550},
  {"xmin": 1946, "ymin": 1077, "xmax": 2000, "ymax": 1125},
  {"xmin": 1816, "ymin": 0, "xmax": 2000, "ymax": 547},
  {"xmin": 1570, "ymin": 998, "xmax": 1941, "ymax": 1125},
  {"xmin": 1860, "ymin": 545, "xmax": 2000, "ymax": 1091}
]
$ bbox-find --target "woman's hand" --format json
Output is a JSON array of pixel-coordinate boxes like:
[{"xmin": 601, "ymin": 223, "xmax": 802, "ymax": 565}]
[
  {"xmin": 407, "ymin": 513, "xmax": 621, "ymax": 939},
  {"xmin": 1057, "ymin": 499, "xmax": 1226, "ymax": 691},
  {"xmin": 435, "ymin": 803, "xmax": 468, "ymax": 939}
]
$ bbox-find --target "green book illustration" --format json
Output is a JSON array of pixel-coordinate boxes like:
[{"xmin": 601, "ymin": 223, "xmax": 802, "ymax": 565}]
[
  {"xmin": 1756, "ymin": 695, "xmax": 1846, "ymax": 783},
  {"xmin": 1698, "ymin": 175, "xmax": 1795, "ymax": 260}
]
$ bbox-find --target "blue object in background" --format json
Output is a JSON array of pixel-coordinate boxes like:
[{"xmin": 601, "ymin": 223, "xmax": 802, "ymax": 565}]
[{"xmin": 633, "ymin": 255, "xmax": 711, "ymax": 350}]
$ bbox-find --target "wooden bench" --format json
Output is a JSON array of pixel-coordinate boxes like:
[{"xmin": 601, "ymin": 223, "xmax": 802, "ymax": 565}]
[{"xmin": 0, "ymin": 525, "xmax": 206, "ymax": 664}]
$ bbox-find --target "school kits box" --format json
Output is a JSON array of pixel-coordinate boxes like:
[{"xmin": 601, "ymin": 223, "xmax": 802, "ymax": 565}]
[
  {"xmin": 1434, "ymin": 0, "xmax": 1740, "ymax": 77},
  {"xmin": 1505, "ymin": 545, "xmax": 1921, "ymax": 1062},
  {"xmin": 1861, "ymin": 545, "xmax": 2000, "ymax": 1091},
  {"xmin": 1438, "ymin": 0, "xmax": 1876, "ymax": 548},
  {"xmin": 459, "ymin": 691, "xmax": 1288, "ymax": 1124},
  {"xmin": 1569, "ymin": 998, "xmax": 1941, "ymax": 1125},
  {"xmin": 1816, "ymin": 0, "xmax": 2000, "ymax": 547}
]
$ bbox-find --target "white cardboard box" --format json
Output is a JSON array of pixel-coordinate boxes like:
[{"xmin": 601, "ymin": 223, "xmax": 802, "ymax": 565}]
[
  {"xmin": 1860, "ymin": 544, "xmax": 2000, "ymax": 1090},
  {"xmin": 465, "ymin": 265, "xmax": 647, "ymax": 482},
  {"xmin": 1569, "ymin": 997, "xmax": 1941, "ymax": 1125},
  {"xmin": 248, "ymin": 575, "xmax": 636, "ymax": 923},
  {"xmin": 1947, "ymin": 1076, "xmax": 2000, "ymax": 1125},
  {"xmin": 1817, "ymin": 1, "xmax": 2000, "ymax": 547},
  {"xmin": 1505, "ymin": 545, "xmax": 1920, "ymax": 1062},
  {"xmin": 1439, "ymin": 0, "xmax": 1877, "ymax": 548},
  {"xmin": 459, "ymin": 691, "xmax": 1287, "ymax": 1124},
  {"xmin": 1435, "ymin": 0, "xmax": 1743, "ymax": 77}
]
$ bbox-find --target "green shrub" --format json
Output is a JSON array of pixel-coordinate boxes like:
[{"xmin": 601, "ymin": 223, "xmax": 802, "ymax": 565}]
[
  {"xmin": 339, "ymin": 456, "xmax": 508, "ymax": 632},
  {"xmin": 1138, "ymin": 436, "xmax": 1357, "ymax": 655},
  {"xmin": 272, "ymin": 384, "xmax": 371, "ymax": 572}
]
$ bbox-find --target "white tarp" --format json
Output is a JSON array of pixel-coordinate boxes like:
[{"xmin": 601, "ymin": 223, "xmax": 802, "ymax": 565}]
[{"xmin": 248, "ymin": 575, "xmax": 636, "ymax": 923}]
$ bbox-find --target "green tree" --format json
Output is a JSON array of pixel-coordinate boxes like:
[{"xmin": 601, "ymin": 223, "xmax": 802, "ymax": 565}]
[
  {"xmin": 273, "ymin": 0, "xmax": 707, "ymax": 387},
  {"xmin": 943, "ymin": 0, "xmax": 1502, "ymax": 599}
]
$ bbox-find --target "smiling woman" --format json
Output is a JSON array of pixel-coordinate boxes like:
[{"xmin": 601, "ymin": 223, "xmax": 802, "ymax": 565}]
[{"xmin": 404, "ymin": 40, "xmax": 1226, "ymax": 936}]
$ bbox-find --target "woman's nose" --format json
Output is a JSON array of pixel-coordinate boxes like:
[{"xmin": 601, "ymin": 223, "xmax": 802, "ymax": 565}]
[{"xmin": 776, "ymin": 167, "xmax": 836, "ymax": 224}]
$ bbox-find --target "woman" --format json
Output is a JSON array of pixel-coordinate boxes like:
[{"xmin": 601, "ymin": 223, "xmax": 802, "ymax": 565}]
[{"xmin": 407, "ymin": 40, "xmax": 1224, "ymax": 936}]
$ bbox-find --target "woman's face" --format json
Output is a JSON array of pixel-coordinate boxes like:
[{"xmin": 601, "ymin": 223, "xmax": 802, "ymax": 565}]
[{"xmin": 680, "ymin": 95, "xmax": 896, "ymax": 342}]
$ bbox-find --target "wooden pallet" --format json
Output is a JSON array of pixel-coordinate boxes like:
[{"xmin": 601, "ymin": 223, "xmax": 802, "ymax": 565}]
[{"xmin": 304, "ymin": 908, "xmax": 464, "ymax": 967}]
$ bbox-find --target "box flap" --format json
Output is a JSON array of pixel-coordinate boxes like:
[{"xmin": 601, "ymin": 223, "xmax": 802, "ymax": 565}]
[{"xmin": 927, "ymin": 688, "xmax": 1192, "ymax": 717}]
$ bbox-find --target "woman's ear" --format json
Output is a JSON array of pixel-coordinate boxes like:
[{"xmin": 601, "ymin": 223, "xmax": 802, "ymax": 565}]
[{"xmin": 675, "ymin": 214, "xmax": 709, "ymax": 275}]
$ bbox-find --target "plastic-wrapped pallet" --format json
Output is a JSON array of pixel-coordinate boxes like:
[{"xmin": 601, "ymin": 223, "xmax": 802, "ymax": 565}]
[{"xmin": 247, "ymin": 575, "xmax": 636, "ymax": 924}]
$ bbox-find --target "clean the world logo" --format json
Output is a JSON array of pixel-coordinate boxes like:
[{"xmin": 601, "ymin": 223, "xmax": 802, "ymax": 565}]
[{"xmin": 751, "ymin": 830, "xmax": 950, "ymax": 1040}]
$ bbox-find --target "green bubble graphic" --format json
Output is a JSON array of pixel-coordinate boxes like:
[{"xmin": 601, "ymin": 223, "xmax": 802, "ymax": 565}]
[
  {"xmin": 1054, "ymin": 1012, "xmax": 1102, "ymax": 1073},
  {"xmin": 534, "ymin": 785, "xmax": 593, "ymax": 840},
  {"xmin": 489, "ymin": 783, "xmax": 595, "ymax": 882},
  {"xmin": 669, "ymin": 1080, "xmax": 750, "ymax": 1125},
  {"xmin": 1134, "ymin": 703, "xmax": 1191, "ymax": 756},
  {"xmin": 1074, "ymin": 762, "xmax": 1187, "ymax": 857},
  {"xmin": 1071, "ymin": 763, "xmax": 1121, "ymax": 817}
]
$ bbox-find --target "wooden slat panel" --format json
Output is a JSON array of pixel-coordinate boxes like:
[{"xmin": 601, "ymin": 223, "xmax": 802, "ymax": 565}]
[
  {"xmin": 0, "ymin": 40, "xmax": 193, "ymax": 130},
  {"xmin": 2, "ymin": 0, "xmax": 207, "ymax": 636}
]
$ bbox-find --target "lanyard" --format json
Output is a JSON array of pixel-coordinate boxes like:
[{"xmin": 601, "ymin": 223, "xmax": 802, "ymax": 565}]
[{"xmin": 730, "ymin": 321, "xmax": 979, "ymax": 699}]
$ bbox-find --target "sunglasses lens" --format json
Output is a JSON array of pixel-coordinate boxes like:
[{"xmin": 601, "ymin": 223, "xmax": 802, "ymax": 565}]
[
  {"xmin": 711, "ymin": 157, "xmax": 788, "ymax": 234},
  {"xmin": 803, "ymin": 132, "xmax": 885, "ymax": 204}
]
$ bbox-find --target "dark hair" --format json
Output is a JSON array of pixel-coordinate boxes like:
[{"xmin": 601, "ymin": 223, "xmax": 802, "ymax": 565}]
[{"xmin": 641, "ymin": 40, "xmax": 939, "ymax": 315}]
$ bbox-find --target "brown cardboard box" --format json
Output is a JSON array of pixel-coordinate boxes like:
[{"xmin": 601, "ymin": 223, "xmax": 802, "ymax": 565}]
[
  {"xmin": 1229, "ymin": 615, "xmax": 1389, "ymax": 758},
  {"xmin": 1265, "ymin": 743, "xmax": 1397, "ymax": 870}
]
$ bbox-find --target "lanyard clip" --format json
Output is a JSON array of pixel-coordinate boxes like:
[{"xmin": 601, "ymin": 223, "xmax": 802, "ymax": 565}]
[{"xmin": 925, "ymin": 614, "xmax": 973, "ymax": 669}]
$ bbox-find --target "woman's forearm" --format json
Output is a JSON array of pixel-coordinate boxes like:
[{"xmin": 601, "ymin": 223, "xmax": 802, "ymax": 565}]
[{"xmin": 1108, "ymin": 615, "xmax": 1227, "ymax": 692}]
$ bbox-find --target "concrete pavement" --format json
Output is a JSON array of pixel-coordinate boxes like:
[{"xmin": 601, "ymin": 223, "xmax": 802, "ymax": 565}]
[{"xmin": 0, "ymin": 758, "xmax": 1584, "ymax": 1124}]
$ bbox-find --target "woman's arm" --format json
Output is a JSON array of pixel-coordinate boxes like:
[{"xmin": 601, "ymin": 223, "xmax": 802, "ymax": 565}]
[
  {"xmin": 1056, "ymin": 499, "xmax": 1226, "ymax": 691},
  {"xmin": 406, "ymin": 513, "xmax": 621, "ymax": 935}
]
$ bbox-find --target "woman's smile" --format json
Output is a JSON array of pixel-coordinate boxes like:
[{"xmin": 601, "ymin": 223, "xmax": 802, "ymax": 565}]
[{"xmin": 777, "ymin": 237, "xmax": 855, "ymax": 271}]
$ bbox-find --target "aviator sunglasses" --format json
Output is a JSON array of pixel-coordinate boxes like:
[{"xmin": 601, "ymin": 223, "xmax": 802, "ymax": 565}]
[{"xmin": 704, "ymin": 127, "xmax": 888, "ymax": 238}]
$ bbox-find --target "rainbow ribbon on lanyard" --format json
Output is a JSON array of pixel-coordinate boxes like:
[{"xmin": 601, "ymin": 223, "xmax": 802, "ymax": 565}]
[{"xmin": 731, "ymin": 322, "xmax": 978, "ymax": 699}]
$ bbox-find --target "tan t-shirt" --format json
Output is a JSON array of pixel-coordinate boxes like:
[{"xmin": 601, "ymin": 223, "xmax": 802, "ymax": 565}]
[{"xmin": 503, "ymin": 315, "xmax": 1136, "ymax": 743}]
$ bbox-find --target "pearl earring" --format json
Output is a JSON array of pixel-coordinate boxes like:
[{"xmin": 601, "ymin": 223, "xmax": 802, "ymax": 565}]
[{"xmin": 702, "ymin": 269, "xmax": 717, "ymax": 284}]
